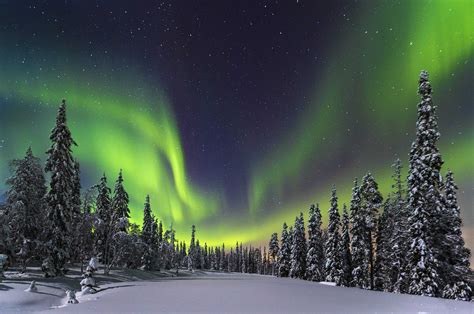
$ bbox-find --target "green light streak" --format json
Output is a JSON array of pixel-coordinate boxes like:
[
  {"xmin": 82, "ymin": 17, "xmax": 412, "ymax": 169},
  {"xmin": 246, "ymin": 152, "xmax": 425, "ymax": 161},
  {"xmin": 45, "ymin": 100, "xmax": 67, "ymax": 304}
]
[
  {"xmin": 0, "ymin": 66, "xmax": 220, "ymax": 231},
  {"xmin": 0, "ymin": 0, "xmax": 472, "ymax": 247},
  {"xmin": 248, "ymin": 0, "xmax": 473, "ymax": 217}
]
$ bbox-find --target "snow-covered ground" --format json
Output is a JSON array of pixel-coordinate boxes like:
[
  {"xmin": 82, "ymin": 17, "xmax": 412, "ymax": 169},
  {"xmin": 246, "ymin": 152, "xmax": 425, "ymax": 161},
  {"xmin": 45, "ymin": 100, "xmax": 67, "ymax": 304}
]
[{"xmin": 1, "ymin": 270, "xmax": 472, "ymax": 313}]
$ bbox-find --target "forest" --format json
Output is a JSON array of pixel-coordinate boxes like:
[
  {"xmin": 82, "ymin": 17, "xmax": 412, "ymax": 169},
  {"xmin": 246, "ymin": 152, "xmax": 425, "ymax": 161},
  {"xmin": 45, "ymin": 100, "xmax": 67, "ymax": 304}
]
[{"xmin": 0, "ymin": 71, "xmax": 471, "ymax": 302}]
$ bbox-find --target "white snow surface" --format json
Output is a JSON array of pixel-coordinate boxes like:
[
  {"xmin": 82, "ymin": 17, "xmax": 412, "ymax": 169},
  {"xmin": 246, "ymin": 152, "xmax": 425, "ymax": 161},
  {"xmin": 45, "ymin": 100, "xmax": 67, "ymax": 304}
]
[{"xmin": 1, "ymin": 270, "xmax": 472, "ymax": 313}]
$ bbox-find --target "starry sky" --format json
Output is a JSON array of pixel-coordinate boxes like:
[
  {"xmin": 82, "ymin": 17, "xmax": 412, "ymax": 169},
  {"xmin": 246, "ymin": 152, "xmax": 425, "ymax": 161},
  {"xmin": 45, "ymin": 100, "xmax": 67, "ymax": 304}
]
[{"xmin": 0, "ymin": 1, "xmax": 472, "ymax": 253}]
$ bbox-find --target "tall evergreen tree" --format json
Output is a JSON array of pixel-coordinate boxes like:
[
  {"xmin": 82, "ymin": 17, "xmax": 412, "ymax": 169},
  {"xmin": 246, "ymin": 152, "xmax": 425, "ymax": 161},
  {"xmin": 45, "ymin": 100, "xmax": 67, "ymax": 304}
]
[
  {"xmin": 44, "ymin": 100, "xmax": 78, "ymax": 276},
  {"xmin": 158, "ymin": 221, "xmax": 163, "ymax": 244},
  {"xmin": 278, "ymin": 222, "xmax": 291, "ymax": 277},
  {"xmin": 359, "ymin": 173, "xmax": 383, "ymax": 289},
  {"xmin": 388, "ymin": 159, "xmax": 409, "ymax": 293},
  {"xmin": 141, "ymin": 195, "xmax": 153, "ymax": 243},
  {"xmin": 219, "ymin": 243, "xmax": 226, "ymax": 271},
  {"xmin": 111, "ymin": 170, "xmax": 130, "ymax": 233},
  {"xmin": 5, "ymin": 147, "xmax": 47, "ymax": 272},
  {"xmin": 70, "ymin": 161, "xmax": 82, "ymax": 262},
  {"xmin": 339, "ymin": 204, "xmax": 352, "ymax": 287},
  {"xmin": 188, "ymin": 225, "xmax": 196, "ymax": 271},
  {"xmin": 95, "ymin": 174, "xmax": 113, "ymax": 272},
  {"xmin": 290, "ymin": 212, "xmax": 306, "ymax": 279},
  {"xmin": 141, "ymin": 195, "xmax": 154, "ymax": 270},
  {"xmin": 406, "ymin": 71, "xmax": 443, "ymax": 297},
  {"xmin": 350, "ymin": 178, "xmax": 370, "ymax": 289},
  {"xmin": 306, "ymin": 204, "xmax": 324, "ymax": 281},
  {"xmin": 325, "ymin": 187, "xmax": 341, "ymax": 283},
  {"xmin": 234, "ymin": 242, "xmax": 240, "ymax": 272},
  {"xmin": 77, "ymin": 187, "xmax": 95, "ymax": 272},
  {"xmin": 268, "ymin": 232, "xmax": 279, "ymax": 276},
  {"xmin": 441, "ymin": 171, "xmax": 472, "ymax": 301}
]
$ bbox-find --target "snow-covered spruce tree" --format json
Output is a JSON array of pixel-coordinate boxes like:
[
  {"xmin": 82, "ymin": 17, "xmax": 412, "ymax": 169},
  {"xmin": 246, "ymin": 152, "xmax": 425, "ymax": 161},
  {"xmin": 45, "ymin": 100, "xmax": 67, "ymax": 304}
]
[
  {"xmin": 169, "ymin": 226, "xmax": 179, "ymax": 274},
  {"xmin": 111, "ymin": 170, "xmax": 130, "ymax": 233},
  {"xmin": 94, "ymin": 174, "xmax": 114, "ymax": 273},
  {"xmin": 203, "ymin": 243, "xmax": 210, "ymax": 269},
  {"xmin": 77, "ymin": 187, "xmax": 95, "ymax": 273},
  {"xmin": 290, "ymin": 213, "xmax": 307, "ymax": 279},
  {"xmin": 242, "ymin": 247, "xmax": 248, "ymax": 273},
  {"xmin": 188, "ymin": 225, "xmax": 196, "ymax": 271},
  {"xmin": 210, "ymin": 247, "xmax": 217, "ymax": 270},
  {"xmin": 219, "ymin": 244, "xmax": 226, "ymax": 271},
  {"xmin": 69, "ymin": 160, "xmax": 82, "ymax": 263},
  {"xmin": 374, "ymin": 198, "xmax": 392, "ymax": 291},
  {"xmin": 325, "ymin": 187, "xmax": 341, "ymax": 284},
  {"xmin": 141, "ymin": 195, "xmax": 154, "ymax": 270},
  {"xmin": 5, "ymin": 147, "xmax": 47, "ymax": 272},
  {"xmin": 441, "ymin": 171, "xmax": 471, "ymax": 301},
  {"xmin": 388, "ymin": 159, "xmax": 409, "ymax": 293},
  {"xmin": 228, "ymin": 248, "xmax": 234, "ymax": 272},
  {"xmin": 255, "ymin": 247, "xmax": 263, "ymax": 274},
  {"xmin": 268, "ymin": 232, "xmax": 279, "ymax": 276},
  {"xmin": 158, "ymin": 220, "xmax": 163, "ymax": 244},
  {"xmin": 153, "ymin": 219, "xmax": 163, "ymax": 270},
  {"xmin": 44, "ymin": 100, "xmax": 78, "ymax": 277},
  {"xmin": 262, "ymin": 247, "xmax": 267, "ymax": 274},
  {"xmin": 195, "ymin": 240, "xmax": 202, "ymax": 269},
  {"xmin": 406, "ymin": 71, "xmax": 443, "ymax": 297},
  {"xmin": 339, "ymin": 204, "xmax": 352, "ymax": 287},
  {"xmin": 350, "ymin": 178, "xmax": 370, "ymax": 289},
  {"xmin": 234, "ymin": 242, "xmax": 241, "ymax": 272},
  {"xmin": 141, "ymin": 195, "xmax": 153, "ymax": 243},
  {"xmin": 306, "ymin": 204, "xmax": 324, "ymax": 282},
  {"xmin": 359, "ymin": 173, "xmax": 383, "ymax": 290},
  {"xmin": 278, "ymin": 223, "xmax": 291, "ymax": 277}
]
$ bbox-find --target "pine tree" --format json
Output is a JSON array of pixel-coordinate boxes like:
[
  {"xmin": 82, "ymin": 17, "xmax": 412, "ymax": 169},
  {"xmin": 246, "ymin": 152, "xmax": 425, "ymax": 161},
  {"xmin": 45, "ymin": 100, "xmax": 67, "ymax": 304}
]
[
  {"xmin": 306, "ymin": 204, "xmax": 324, "ymax": 281},
  {"xmin": 406, "ymin": 71, "xmax": 443, "ymax": 297},
  {"xmin": 95, "ymin": 174, "xmax": 113, "ymax": 273},
  {"xmin": 188, "ymin": 225, "xmax": 196, "ymax": 271},
  {"xmin": 141, "ymin": 195, "xmax": 153, "ymax": 243},
  {"xmin": 325, "ymin": 187, "xmax": 341, "ymax": 283},
  {"xmin": 262, "ymin": 247, "xmax": 268, "ymax": 275},
  {"xmin": 44, "ymin": 100, "xmax": 78, "ymax": 276},
  {"xmin": 350, "ymin": 178, "xmax": 369, "ymax": 289},
  {"xmin": 77, "ymin": 187, "xmax": 95, "ymax": 273},
  {"xmin": 268, "ymin": 232, "xmax": 279, "ymax": 276},
  {"xmin": 441, "ymin": 171, "xmax": 471, "ymax": 301},
  {"xmin": 339, "ymin": 204, "xmax": 352, "ymax": 286},
  {"xmin": 141, "ymin": 195, "xmax": 155, "ymax": 270},
  {"xmin": 158, "ymin": 221, "xmax": 163, "ymax": 244},
  {"xmin": 388, "ymin": 159, "xmax": 409, "ymax": 293},
  {"xmin": 111, "ymin": 170, "xmax": 130, "ymax": 233},
  {"xmin": 290, "ymin": 212, "xmax": 306, "ymax": 279},
  {"xmin": 228, "ymin": 248, "xmax": 234, "ymax": 272},
  {"xmin": 195, "ymin": 240, "xmax": 202, "ymax": 269},
  {"xmin": 69, "ymin": 161, "xmax": 82, "ymax": 263},
  {"xmin": 219, "ymin": 244, "xmax": 226, "ymax": 271},
  {"xmin": 5, "ymin": 147, "xmax": 47, "ymax": 272},
  {"xmin": 235, "ymin": 242, "xmax": 240, "ymax": 272},
  {"xmin": 278, "ymin": 223, "xmax": 291, "ymax": 277},
  {"xmin": 152, "ymin": 219, "xmax": 162, "ymax": 270},
  {"xmin": 359, "ymin": 173, "xmax": 383, "ymax": 289}
]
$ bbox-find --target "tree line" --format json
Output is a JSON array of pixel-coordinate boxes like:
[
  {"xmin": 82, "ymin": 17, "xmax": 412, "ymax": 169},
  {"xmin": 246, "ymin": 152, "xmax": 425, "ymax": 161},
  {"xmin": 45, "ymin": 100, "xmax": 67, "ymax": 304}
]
[
  {"xmin": 0, "ymin": 100, "xmax": 277, "ymax": 279},
  {"xmin": 264, "ymin": 71, "xmax": 472, "ymax": 302}
]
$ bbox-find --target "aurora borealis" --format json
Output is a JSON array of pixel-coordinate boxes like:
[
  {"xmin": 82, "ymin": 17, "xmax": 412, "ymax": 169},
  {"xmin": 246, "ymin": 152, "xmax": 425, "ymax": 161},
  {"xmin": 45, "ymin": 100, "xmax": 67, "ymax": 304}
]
[{"xmin": 0, "ymin": 0, "xmax": 472, "ymax": 253}]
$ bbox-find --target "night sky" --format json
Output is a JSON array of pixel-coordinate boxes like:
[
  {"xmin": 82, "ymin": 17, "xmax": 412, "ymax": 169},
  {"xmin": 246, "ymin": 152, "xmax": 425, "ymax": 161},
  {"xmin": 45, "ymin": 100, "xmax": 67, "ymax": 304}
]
[{"xmin": 0, "ymin": 1, "xmax": 472, "ymax": 252}]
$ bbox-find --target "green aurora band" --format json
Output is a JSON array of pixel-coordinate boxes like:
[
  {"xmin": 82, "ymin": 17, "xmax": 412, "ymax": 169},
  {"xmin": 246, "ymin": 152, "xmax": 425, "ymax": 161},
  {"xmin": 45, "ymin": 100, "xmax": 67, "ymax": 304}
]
[{"xmin": 0, "ymin": 0, "xmax": 473, "ymax": 248}]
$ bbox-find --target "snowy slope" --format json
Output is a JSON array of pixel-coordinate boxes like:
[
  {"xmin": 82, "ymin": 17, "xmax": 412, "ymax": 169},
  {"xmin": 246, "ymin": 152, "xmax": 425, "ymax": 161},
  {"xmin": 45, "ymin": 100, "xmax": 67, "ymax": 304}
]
[{"xmin": 2, "ymin": 272, "xmax": 470, "ymax": 314}]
